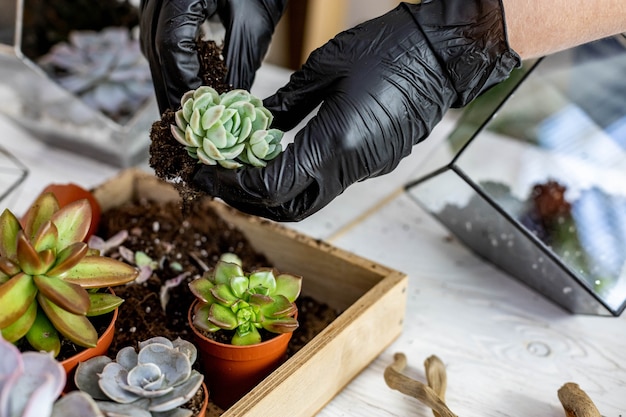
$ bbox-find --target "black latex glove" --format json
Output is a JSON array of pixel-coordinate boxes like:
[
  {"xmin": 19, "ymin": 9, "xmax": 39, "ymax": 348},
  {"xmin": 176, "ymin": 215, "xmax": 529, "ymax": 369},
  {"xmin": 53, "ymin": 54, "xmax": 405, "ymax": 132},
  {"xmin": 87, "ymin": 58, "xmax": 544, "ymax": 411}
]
[
  {"xmin": 194, "ymin": 0, "xmax": 521, "ymax": 222},
  {"xmin": 139, "ymin": 0, "xmax": 288, "ymax": 113}
]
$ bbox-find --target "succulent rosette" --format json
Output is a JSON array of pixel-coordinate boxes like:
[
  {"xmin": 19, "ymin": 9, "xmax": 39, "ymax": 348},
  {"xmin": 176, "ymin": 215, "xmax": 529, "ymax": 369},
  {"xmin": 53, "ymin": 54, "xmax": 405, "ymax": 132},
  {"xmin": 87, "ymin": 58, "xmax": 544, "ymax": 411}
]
[
  {"xmin": 74, "ymin": 337, "xmax": 203, "ymax": 417},
  {"xmin": 0, "ymin": 193, "xmax": 138, "ymax": 356},
  {"xmin": 189, "ymin": 253, "xmax": 302, "ymax": 346},
  {"xmin": 170, "ymin": 87, "xmax": 284, "ymax": 168}
]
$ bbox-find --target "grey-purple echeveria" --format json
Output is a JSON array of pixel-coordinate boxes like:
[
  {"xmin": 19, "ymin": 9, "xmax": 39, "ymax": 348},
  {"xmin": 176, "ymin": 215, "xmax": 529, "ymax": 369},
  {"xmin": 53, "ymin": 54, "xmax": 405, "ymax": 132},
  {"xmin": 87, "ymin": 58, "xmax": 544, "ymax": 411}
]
[
  {"xmin": 74, "ymin": 337, "xmax": 203, "ymax": 417},
  {"xmin": 170, "ymin": 87, "xmax": 284, "ymax": 169}
]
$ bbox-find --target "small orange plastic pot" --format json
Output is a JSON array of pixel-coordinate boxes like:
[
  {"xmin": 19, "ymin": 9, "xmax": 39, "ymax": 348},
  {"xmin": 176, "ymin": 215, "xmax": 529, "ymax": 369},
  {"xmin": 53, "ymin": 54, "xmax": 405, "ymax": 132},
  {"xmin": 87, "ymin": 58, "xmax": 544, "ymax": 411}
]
[
  {"xmin": 196, "ymin": 382, "xmax": 209, "ymax": 417},
  {"xmin": 188, "ymin": 300, "xmax": 293, "ymax": 410},
  {"xmin": 61, "ymin": 305, "xmax": 118, "ymax": 375},
  {"xmin": 61, "ymin": 290, "xmax": 119, "ymax": 392}
]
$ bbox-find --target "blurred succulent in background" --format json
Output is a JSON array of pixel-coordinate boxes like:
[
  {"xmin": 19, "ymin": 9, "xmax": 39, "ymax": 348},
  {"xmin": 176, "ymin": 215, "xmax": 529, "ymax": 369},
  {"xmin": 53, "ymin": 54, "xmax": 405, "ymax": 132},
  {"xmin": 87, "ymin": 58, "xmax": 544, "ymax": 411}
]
[
  {"xmin": 189, "ymin": 253, "xmax": 301, "ymax": 346},
  {"xmin": 0, "ymin": 193, "xmax": 138, "ymax": 356},
  {"xmin": 171, "ymin": 87, "xmax": 284, "ymax": 168},
  {"xmin": 0, "ymin": 334, "xmax": 102, "ymax": 417},
  {"xmin": 37, "ymin": 27, "xmax": 153, "ymax": 124},
  {"xmin": 75, "ymin": 336, "xmax": 204, "ymax": 417}
]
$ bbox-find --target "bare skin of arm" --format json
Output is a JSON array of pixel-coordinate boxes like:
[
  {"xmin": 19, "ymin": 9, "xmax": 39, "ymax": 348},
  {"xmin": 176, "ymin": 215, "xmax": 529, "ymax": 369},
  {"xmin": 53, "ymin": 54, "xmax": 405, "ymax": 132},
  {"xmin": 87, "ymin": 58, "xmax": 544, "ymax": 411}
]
[{"xmin": 502, "ymin": 0, "xmax": 626, "ymax": 59}]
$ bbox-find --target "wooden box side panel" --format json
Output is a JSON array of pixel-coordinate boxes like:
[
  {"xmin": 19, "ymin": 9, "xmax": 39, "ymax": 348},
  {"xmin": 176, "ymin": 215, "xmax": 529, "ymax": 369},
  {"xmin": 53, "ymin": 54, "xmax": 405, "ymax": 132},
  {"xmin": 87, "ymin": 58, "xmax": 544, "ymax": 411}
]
[{"xmin": 225, "ymin": 271, "xmax": 408, "ymax": 417}]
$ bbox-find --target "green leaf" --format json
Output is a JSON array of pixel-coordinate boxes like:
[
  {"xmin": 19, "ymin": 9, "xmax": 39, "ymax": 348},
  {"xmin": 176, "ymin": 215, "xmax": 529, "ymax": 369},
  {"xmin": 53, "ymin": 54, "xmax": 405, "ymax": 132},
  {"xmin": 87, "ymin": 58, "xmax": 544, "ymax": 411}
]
[
  {"xmin": 87, "ymin": 292, "xmax": 123, "ymax": 316},
  {"xmin": 34, "ymin": 275, "xmax": 90, "ymax": 315},
  {"xmin": 229, "ymin": 275, "xmax": 249, "ymax": 298},
  {"xmin": 202, "ymin": 138, "xmax": 225, "ymax": 160},
  {"xmin": 244, "ymin": 146, "xmax": 266, "ymax": 167},
  {"xmin": 190, "ymin": 108, "xmax": 204, "ymax": 136},
  {"xmin": 51, "ymin": 199, "xmax": 91, "ymax": 250},
  {"xmin": 275, "ymin": 273, "xmax": 302, "ymax": 302},
  {"xmin": 0, "ymin": 208, "xmax": 21, "ymax": 259},
  {"xmin": 208, "ymin": 303, "xmax": 238, "ymax": 330},
  {"xmin": 251, "ymin": 108, "xmax": 269, "ymax": 132},
  {"xmin": 31, "ymin": 220, "xmax": 58, "ymax": 252},
  {"xmin": 210, "ymin": 284, "xmax": 239, "ymax": 307},
  {"xmin": 38, "ymin": 293, "xmax": 98, "ymax": 348},
  {"xmin": 22, "ymin": 192, "xmax": 59, "ymax": 240},
  {"xmin": 248, "ymin": 270, "xmax": 276, "ymax": 295},
  {"xmin": 170, "ymin": 124, "xmax": 187, "ymax": 146},
  {"xmin": 217, "ymin": 159, "xmax": 243, "ymax": 169},
  {"xmin": 257, "ymin": 294, "xmax": 297, "ymax": 319},
  {"xmin": 232, "ymin": 326, "xmax": 262, "ymax": 346},
  {"xmin": 188, "ymin": 276, "xmax": 215, "ymax": 303},
  {"xmin": 213, "ymin": 260, "xmax": 244, "ymax": 285},
  {"xmin": 25, "ymin": 307, "xmax": 61, "ymax": 356},
  {"xmin": 221, "ymin": 90, "xmax": 251, "ymax": 107},
  {"xmin": 200, "ymin": 104, "xmax": 225, "ymax": 130},
  {"xmin": 261, "ymin": 317, "xmax": 299, "ymax": 334},
  {"xmin": 237, "ymin": 117, "xmax": 252, "ymax": 143},
  {"xmin": 205, "ymin": 124, "xmax": 228, "ymax": 149},
  {"xmin": 16, "ymin": 230, "xmax": 46, "ymax": 275},
  {"xmin": 184, "ymin": 125, "xmax": 203, "ymax": 147},
  {"xmin": 219, "ymin": 143, "xmax": 245, "ymax": 160},
  {"xmin": 0, "ymin": 257, "xmax": 20, "ymax": 277},
  {"xmin": 0, "ymin": 272, "xmax": 37, "ymax": 328},
  {"xmin": 193, "ymin": 91, "xmax": 217, "ymax": 112},
  {"xmin": 192, "ymin": 303, "xmax": 221, "ymax": 333},
  {"xmin": 46, "ymin": 242, "xmax": 88, "ymax": 276},
  {"xmin": 0, "ymin": 299, "xmax": 37, "ymax": 342},
  {"xmin": 193, "ymin": 86, "xmax": 219, "ymax": 103},
  {"xmin": 61, "ymin": 256, "xmax": 138, "ymax": 288},
  {"xmin": 182, "ymin": 94, "xmax": 194, "ymax": 120}
]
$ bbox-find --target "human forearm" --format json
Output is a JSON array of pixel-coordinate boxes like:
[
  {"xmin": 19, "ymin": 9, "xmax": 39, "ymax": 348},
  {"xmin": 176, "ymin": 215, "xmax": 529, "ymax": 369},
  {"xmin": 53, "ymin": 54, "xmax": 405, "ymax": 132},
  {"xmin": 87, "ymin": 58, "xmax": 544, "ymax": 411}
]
[{"xmin": 502, "ymin": 0, "xmax": 626, "ymax": 59}]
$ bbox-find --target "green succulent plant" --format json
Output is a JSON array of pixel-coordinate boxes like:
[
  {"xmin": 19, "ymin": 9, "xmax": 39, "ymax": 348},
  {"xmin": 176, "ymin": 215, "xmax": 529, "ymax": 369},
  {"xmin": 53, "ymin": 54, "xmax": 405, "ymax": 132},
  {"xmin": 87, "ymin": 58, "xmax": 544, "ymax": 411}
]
[
  {"xmin": 170, "ymin": 86, "xmax": 284, "ymax": 168},
  {"xmin": 189, "ymin": 253, "xmax": 302, "ymax": 346},
  {"xmin": 74, "ymin": 336, "xmax": 203, "ymax": 417},
  {"xmin": 0, "ymin": 192, "xmax": 139, "ymax": 356}
]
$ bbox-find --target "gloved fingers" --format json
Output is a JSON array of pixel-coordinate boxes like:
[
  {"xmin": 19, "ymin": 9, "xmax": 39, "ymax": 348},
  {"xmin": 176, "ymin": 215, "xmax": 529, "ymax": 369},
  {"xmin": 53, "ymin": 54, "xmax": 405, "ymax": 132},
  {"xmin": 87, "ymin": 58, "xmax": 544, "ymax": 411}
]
[
  {"xmin": 144, "ymin": 0, "xmax": 216, "ymax": 112},
  {"xmin": 217, "ymin": 0, "xmax": 288, "ymax": 90},
  {"xmin": 262, "ymin": 38, "xmax": 350, "ymax": 132}
]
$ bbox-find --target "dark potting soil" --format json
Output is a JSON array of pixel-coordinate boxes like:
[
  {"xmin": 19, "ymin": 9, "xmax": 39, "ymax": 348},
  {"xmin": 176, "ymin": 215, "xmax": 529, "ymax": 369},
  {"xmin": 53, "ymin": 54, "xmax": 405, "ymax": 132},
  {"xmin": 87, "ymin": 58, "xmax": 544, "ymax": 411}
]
[
  {"xmin": 149, "ymin": 40, "xmax": 238, "ymax": 206},
  {"xmin": 97, "ymin": 195, "xmax": 340, "ymax": 370}
]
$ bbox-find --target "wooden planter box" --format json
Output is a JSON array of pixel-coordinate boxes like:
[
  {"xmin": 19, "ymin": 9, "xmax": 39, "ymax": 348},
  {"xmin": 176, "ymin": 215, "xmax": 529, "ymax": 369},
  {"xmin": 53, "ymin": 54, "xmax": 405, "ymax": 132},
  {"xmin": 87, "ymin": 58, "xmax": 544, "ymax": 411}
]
[{"xmin": 92, "ymin": 169, "xmax": 408, "ymax": 416}]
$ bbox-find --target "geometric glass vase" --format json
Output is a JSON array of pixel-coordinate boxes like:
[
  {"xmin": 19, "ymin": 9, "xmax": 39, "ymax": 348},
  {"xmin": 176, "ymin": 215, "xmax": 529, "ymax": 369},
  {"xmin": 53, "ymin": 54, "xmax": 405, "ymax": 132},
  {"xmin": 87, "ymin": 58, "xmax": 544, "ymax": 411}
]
[
  {"xmin": 0, "ymin": 0, "xmax": 158, "ymax": 168},
  {"xmin": 405, "ymin": 34, "xmax": 626, "ymax": 316}
]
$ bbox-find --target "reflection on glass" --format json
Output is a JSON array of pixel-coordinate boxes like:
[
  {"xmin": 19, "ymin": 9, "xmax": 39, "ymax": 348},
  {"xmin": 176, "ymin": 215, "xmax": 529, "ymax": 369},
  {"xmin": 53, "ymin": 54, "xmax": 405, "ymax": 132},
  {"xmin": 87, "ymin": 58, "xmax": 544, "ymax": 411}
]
[{"xmin": 406, "ymin": 35, "xmax": 626, "ymax": 316}]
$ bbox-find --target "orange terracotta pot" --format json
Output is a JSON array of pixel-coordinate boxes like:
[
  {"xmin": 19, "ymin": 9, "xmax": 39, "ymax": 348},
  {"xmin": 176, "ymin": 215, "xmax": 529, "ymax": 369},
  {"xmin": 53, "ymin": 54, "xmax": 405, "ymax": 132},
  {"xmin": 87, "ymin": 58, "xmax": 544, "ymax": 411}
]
[
  {"xmin": 196, "ymin": 381, "xmax": 209, "ymax": 417},
  {"xmin": 37, "ymin": 183, "xmax": 102, "ymax": 239},
  {"xmin": 61, "ymin": 302, "xmax": 118, "ymax": 391},
  {"xmin": 188, "ymin": 300, "xmax": 293, "ymax": 410}
]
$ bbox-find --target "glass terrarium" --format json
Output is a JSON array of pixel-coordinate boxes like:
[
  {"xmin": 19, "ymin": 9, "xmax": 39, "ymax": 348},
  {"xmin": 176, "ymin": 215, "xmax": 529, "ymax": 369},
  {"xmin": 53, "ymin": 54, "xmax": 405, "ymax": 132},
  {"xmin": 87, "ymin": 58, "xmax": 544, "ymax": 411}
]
[
  {"xmin": 0, "ymin": 143, "xmax": 28, "ymax": 205},
  {"xmin": 0, "ymin": 0, "xmax": 158, "ymax": 167},
  {"xmin": 406, "ymin": 35, "xmax": 626, "ymax": 316}
]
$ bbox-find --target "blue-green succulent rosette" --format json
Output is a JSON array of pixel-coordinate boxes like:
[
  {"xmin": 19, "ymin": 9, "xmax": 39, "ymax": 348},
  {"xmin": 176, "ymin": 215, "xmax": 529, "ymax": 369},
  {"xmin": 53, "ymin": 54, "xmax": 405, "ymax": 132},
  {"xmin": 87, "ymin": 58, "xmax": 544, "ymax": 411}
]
[{"xmin": 170, "ymin": 87, "xmax": 283, "ymax": 169}]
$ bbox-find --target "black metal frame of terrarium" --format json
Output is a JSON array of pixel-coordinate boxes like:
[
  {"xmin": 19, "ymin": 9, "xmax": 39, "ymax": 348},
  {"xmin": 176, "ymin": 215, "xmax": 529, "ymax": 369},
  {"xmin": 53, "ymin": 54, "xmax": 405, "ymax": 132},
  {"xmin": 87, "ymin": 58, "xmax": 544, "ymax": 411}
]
[{"xmin": 405, "ymin": 34, "xmax": 626, "ymax": 316}]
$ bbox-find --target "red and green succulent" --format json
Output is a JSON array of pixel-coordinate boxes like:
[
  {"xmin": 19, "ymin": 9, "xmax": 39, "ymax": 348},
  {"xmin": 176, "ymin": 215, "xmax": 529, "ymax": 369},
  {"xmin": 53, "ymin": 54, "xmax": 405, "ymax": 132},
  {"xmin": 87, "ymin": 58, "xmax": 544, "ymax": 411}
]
[
  {"xmin": 0, "ymin": 192, "xmax": 139, "ymax": 356},
  {"xmin": 189, "ymin": 253, "xmax": 302, "ymax": 346}
]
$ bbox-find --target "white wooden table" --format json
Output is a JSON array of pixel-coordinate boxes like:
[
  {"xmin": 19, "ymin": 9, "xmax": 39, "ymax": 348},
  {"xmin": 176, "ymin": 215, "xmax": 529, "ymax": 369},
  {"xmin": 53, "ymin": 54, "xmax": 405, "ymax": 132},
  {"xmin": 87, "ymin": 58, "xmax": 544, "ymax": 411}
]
[{"xmin": 0, "ymin": 64, "xmax": 624, "ymax": 417}]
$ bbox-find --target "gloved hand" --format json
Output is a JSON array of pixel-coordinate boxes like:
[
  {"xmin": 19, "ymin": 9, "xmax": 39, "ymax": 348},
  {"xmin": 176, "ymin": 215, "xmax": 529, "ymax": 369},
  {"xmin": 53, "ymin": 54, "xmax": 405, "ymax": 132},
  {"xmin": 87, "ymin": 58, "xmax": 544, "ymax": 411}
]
[
  {"xmin": 139, "ymin": 0, "xmax": 288, "ymax": 113},
  {"xmin": 194, "ymin": 0, "xmax": 521, "ymax": 222}
]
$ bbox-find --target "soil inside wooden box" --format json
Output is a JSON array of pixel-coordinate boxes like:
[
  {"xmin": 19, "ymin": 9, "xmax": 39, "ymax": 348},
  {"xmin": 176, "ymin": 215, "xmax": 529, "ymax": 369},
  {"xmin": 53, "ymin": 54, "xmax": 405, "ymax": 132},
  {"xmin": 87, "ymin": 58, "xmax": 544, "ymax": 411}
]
[{"xmin": 97, "ymin": 196, "xmax": 339, "ymax": 414}]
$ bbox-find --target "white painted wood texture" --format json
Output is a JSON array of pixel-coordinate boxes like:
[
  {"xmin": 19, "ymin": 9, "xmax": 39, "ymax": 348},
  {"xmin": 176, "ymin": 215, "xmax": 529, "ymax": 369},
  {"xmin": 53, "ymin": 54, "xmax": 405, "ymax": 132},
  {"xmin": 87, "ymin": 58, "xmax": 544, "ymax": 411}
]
[{"xmin": 0, "ymin": 64, "xmax": 624, "ymax": 416}]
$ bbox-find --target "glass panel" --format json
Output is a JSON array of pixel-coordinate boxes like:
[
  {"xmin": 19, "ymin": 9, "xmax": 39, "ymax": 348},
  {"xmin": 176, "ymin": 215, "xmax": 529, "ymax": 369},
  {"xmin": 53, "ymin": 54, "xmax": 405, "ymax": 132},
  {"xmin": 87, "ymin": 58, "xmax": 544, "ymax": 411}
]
[{"xmin": 455, "ymin": 35, "xmax": 626, "ymax": 312}]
